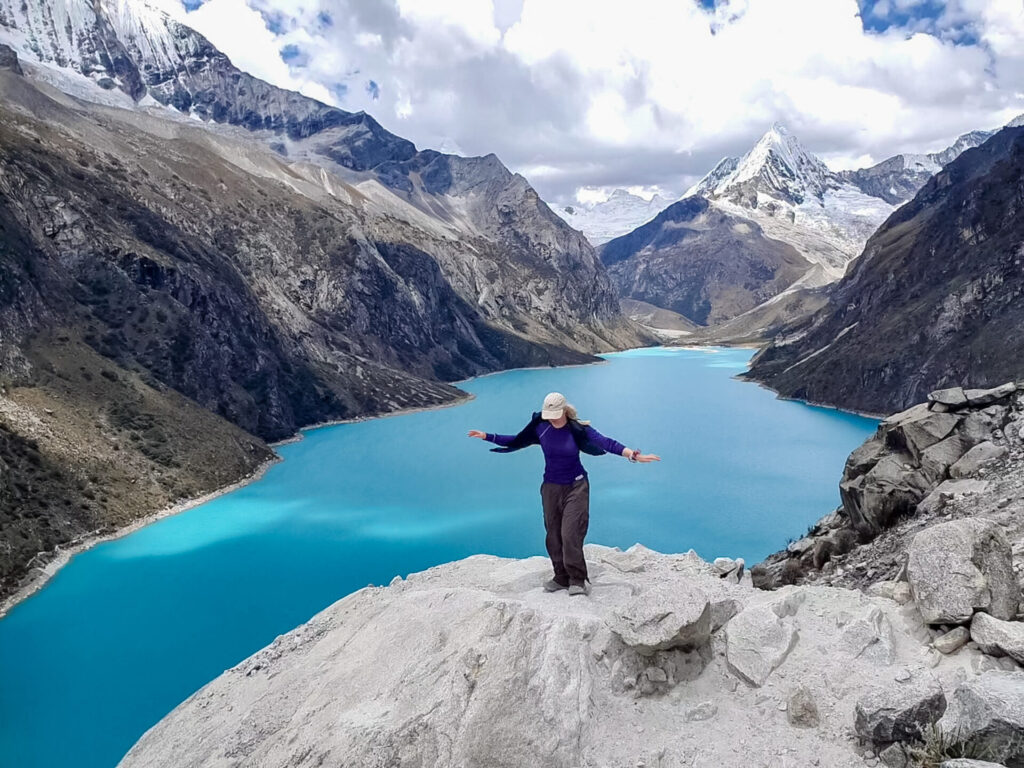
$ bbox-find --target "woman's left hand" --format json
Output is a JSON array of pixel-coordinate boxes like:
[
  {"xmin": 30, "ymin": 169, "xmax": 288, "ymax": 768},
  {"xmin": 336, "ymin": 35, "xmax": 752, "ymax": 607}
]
[{"xmin": 634, "ymin": 453, "xmax": 661, "ymax": 463}]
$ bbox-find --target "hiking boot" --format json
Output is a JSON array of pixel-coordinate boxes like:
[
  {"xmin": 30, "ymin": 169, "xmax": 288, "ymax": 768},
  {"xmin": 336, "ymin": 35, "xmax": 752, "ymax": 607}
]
[
  {"xmin": 568, "ymin": 583, "xmax": 589, "ymax": 597},
  {"xmin": 543, "ymin": 579, "xmax": 568, "ymax": 592}
]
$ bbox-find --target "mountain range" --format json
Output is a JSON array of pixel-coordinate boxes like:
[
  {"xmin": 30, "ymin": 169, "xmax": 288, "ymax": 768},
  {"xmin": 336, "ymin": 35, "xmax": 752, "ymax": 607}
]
[
  {"xmin": 0, "ymin": 0, "xmax": 646, "ymax": 597},
  {"xmin": 603, "ymin": 120, "xmax": 1016, "ymax": 333}
]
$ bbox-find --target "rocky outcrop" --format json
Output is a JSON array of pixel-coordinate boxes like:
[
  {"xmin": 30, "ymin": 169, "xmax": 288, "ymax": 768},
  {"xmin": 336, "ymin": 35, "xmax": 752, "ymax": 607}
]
[
  {"xmin": 753, "ymin": 382, "xmax": 1022, "ymax": 590},
  {"xmin": 907, "ymin": 519, "xmax": 1018, "ymax": 624},
  {"xmin": 600, "ymin": 196, "xmax": 811, "ymax": 326},
  {"xmin": 117, "ymin": 545, "xmax": 1022, "ymax": 768},
  {"xmin": 745, "ymin": 125, "xmax": 1024, "ymax": 416}
]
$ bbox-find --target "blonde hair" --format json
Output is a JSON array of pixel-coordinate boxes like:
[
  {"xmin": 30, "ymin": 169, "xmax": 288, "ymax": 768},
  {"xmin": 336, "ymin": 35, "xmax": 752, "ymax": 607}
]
[{"xmin": 563, "ymin": 403, "xmax": 590, "ymax": 426}]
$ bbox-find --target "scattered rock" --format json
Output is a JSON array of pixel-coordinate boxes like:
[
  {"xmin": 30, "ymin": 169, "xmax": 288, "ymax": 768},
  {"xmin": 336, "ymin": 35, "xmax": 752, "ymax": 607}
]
[
  {"xmin": 609, "ymin": 581, "xmax": 712, "ymax": 654},
  {"xmin": 906, "ymin": 518, "xmax": 1018, "ymax": 624},
  {"xmin": 970, "ymin": 613, "xmax": 1024, "ymax": 665},
  {"xmin": 950, "ymin": 442, "xmax": 1009, "ymax": 479},
  {"xmin": 878, "ymin": 743, "xmax": 908, "ymax": 768},
  {"xmin": 685, "ymin": 701, "xmax": 718, "ymax": 722},
  {"xmin": 939, "ymin": 760, "xmax": 1010, "ymax": 768},
  {"xmin": 788, "ymin": 687, "xmax": 820, "ymax": 728},
  {"xmin": 854, "ymin": 676, "xmax": 946, "ymax": 748},
  {"xmin": 939, "ymin": 671, "xmax": 1024, "ymax": 767},
  {"xmin": 933, "ymin": 627, "xmax": 971, "ymax": 655},
  {"xmin": 891, "ymin": 583, "xmax": 913, "ymax": 605}
]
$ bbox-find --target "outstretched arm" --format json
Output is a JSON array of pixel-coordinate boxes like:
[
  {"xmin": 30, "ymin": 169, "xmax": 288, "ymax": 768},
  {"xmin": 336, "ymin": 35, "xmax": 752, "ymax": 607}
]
[
  {"xmin": 467, "ymin": 430, "xmax": 516, "ymax": 446},
  {"xmin": 585, "ymin": 425, "xmax": 661, "ymax": 463}
]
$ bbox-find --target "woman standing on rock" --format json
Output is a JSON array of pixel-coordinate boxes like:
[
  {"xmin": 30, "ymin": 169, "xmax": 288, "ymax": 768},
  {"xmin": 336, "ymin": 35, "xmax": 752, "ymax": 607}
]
[{"xmin": 468, "ymin": 392, "xmax": 660, "ymax": 596}]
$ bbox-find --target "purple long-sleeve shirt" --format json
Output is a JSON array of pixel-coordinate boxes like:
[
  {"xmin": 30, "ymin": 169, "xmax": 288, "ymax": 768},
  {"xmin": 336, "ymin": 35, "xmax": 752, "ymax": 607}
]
[{"xmin": 486, "ymin": 422, "xmax": 626, "ymax": 484}]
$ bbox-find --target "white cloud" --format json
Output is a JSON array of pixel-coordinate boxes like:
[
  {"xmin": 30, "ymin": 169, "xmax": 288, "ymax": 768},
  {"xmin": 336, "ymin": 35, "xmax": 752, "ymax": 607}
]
[{"xmin": 167, "ymin": 0, "xmax": 1024, "ymax": 202}]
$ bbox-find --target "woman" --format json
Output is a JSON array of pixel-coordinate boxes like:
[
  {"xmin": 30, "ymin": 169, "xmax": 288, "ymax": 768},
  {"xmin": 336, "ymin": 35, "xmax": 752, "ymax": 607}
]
[{"xmin": 468, "ymin": 392, "xmax": 660, "ymax": 596}]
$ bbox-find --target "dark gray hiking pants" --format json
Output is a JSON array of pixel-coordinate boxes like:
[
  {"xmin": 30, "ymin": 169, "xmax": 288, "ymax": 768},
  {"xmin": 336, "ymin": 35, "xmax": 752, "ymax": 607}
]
[{"xmin": 541, "ymin": 477, "xmax": 590, "ymax": 586}]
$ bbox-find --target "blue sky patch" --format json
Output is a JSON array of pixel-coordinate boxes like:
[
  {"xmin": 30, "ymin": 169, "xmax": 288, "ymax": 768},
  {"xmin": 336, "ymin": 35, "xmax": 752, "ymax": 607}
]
[
  {"xmin": 855, "ymin": 0, "xmax": 977, "ymax": 43},
  {"xmin": 182, "ymin": 0, "xmax": 204, "ymax": 10},
  {"xmin": 366, "ymin": 80, "xmax": 380, "ymax": 100}
]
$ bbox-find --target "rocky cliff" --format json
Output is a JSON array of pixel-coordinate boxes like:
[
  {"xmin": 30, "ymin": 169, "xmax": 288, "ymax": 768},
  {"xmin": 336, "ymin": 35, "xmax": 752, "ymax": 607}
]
[
  {"xmin": 119, "ymin": 543, "xmax": 1024, "ymax": 768},
  {"xmin": 753, "ymin": 382, "xmax": 1024, "ymax": 597},
  {"xmin": 745, "ymin": 126, "xmax": 1024, "ymax": 415},
  {"xmin": 600, "ymin": 197, "xmax": 812, "ymax": 326}
]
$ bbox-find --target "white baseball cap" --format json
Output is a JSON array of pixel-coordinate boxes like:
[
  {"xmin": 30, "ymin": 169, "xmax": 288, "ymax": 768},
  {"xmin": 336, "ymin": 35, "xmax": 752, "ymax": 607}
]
[{"xmin": 541, "ymin": 392, "xmax": 567, "ymax": 420}]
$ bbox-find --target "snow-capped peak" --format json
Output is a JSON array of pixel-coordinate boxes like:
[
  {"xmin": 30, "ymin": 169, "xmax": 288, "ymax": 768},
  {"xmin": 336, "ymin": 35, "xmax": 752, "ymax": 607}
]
[
  {"xmin": 1005, "ymin": 113, "xmax": 1024, "ymax": 129},
  {"xmin": 721, "ymin": 122, "xmax": 834, "ymax": 203}
]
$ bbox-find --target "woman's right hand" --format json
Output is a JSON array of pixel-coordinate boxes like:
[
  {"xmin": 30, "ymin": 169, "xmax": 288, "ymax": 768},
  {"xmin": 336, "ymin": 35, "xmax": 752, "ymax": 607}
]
[{"xmin": 467, "ymin": 430, "xmax": 487, "ymax": 439}]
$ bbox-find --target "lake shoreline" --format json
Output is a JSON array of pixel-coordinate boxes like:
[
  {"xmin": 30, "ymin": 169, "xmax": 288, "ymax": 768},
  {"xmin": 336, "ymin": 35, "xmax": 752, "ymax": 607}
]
[{"xmin": 0, "ymin": 393, "xmax": 482, "ymax": 620}]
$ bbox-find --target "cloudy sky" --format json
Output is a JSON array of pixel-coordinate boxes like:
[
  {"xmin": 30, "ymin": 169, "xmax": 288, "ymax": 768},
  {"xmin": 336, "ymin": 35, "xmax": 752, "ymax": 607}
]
[{"xmin": 158, "ymin": 0, "xmax": 1024, "ymax": 204}]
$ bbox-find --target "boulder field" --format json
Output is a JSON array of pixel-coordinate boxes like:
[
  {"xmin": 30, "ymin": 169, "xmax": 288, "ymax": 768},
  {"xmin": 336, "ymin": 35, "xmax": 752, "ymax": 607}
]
[{"xmin": 119, "ymin": 544, "xmax": 1024, "ymax": 768}]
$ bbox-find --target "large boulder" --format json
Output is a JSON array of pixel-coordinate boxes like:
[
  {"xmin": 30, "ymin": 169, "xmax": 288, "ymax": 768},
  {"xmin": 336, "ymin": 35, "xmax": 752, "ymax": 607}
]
[
  {"xmin": 919, "ymin": 435, "xmax": 970, "ymax": 484},
  {"xmin": 971, "ymin": 613, "xmax": 1024, "ymax": 665},
  {"xmin": 950, "ymin": 441, "xmax": 1009, "ymax": 479},
  {"xmin": 929, "ymin": 387, "xmax": 968, "ymax": 409},
  {"xmin": 725, "ymin": 593, "xmax": 801, "ymax": 686},
  {"xmin": 840, "ymin": 454, "xmax": 931, "ymax": 535},
  {"xmin": 854, "ymin": 675, "xmax": 947, "ymax": 747},
  {"xmin": 882, "ymin": 405, "xmax": 962, "ymax": 461},
  {"xmin": 907, "ymin": 519, "xmax": 1019, "ymax": 624},
  {"xmin": 917, "ymin": 479, "xmax": 992, "ymax": 517},
  {"xmin": 939, "ymin": 671, "xmax": 1024, "ymax": 768},
  {"xmin": 608, "ymin": 580, "xmax": 712, "ymax": 654}
]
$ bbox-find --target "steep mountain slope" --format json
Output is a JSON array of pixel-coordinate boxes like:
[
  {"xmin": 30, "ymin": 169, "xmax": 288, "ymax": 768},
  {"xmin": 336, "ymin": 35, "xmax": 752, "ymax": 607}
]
[
  {"xmin": 599, "ymin": 197, "xmax": 811, "ymax": 325},
  {"xmin": 0, "ymin": 0, "xmax": 636, "ymax": 352},
  {"xmin": 839, "ymin": 130, "xmax": 995, "ymax": 205},
  {"xmin": 554, "ymin": 189, "xmax": 672, "ymax": 245},
  {"xmin": 745, "ymin": 126, "xmax": 1024, "ymax": 415}
]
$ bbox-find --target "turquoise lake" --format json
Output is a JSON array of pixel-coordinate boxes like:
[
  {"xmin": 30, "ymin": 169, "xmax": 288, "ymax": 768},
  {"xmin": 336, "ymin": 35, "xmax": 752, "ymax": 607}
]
[{"xmin": 0, "ymin": 347, "xmax": 877, "ymax": 767}]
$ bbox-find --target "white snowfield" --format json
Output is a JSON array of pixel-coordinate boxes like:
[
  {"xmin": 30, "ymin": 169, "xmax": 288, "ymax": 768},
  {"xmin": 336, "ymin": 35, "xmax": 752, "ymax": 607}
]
[{"xmin": 554, "ymin": 189, "xmax": 673, "ymax": 245}]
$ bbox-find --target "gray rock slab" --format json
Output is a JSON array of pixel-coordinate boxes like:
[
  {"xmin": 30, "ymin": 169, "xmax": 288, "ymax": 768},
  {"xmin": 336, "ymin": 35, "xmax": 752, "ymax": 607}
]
[
  {"xmin": 965, "ymin": 383, "xmax": 1018, "ymax": 407},
  {"xmin": 939, "ymin": 671, "xmax": 1024, "ymax": 768},
  {"xmin": 917, "ymin": 479, "xmax": 992, "ymax": 516},
  {"xmin": 725, "ymin": 600, "xmax": 799, "ymax": 686},
  {"xmin": 854, "ymin": 675, "xmax": 946, "ymax": 747},
  {"xmin": 940, "ymin": 760, "xmax": 1010, "ymax": 768},
  {"xmin": 950, "ymin": 441, "xmax": 1009, "ymax": 479},
  {"xmin": 971, "ymin": 613, "xmax": 1024, "ymax": 665},
  {"xmin": 907, "ymin": 518, "xmax": 1019, "ymax": 624},
  {"xmin": 608, "ymin": 580, "xmax": 711, "ymax": 654}
]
